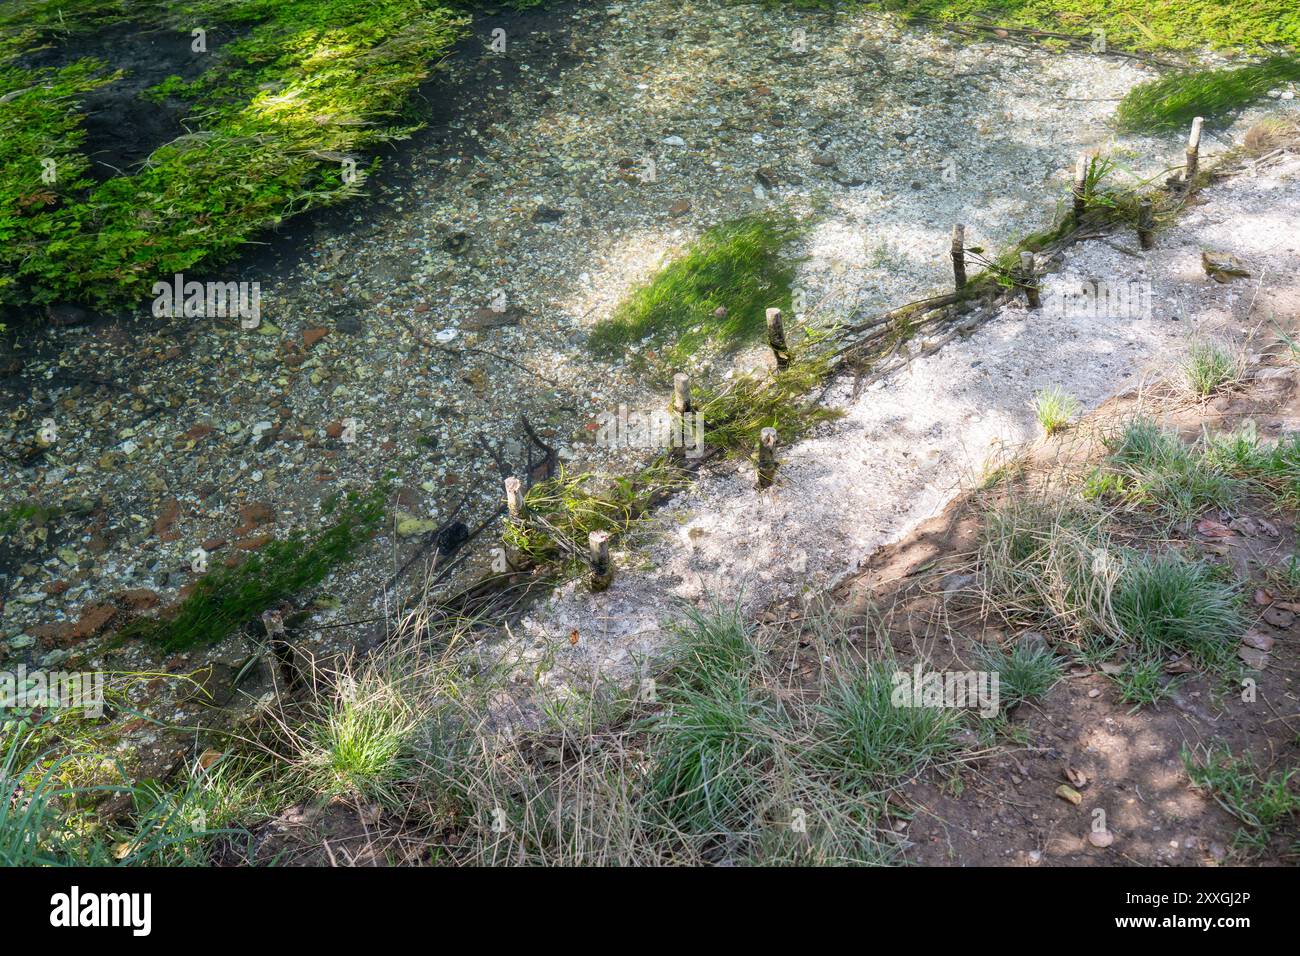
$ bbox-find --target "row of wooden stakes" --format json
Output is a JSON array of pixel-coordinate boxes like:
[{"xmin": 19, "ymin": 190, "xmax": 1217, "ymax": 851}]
[
  {"xmin": 495, "ymin": 116, "xmax": 1207, "ymax": 593},
  {"xmin": 950, "ymin": 116, "xmax": 1204, "ymax": 308}
]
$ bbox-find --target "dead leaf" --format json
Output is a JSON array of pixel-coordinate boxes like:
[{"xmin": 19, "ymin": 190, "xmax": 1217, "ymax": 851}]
[
  {"xmin": 1055, "ymin": 784, "xmax": 1083, "ymax": 806},
  {"xmin": 1242, "ymin": 630, "xmax": 1275, "ymax": 651},
  {"xmin": 1228, "ymin": 516, "xmax": 1256, "ymax": 536},
  {"xmin": 1262, "ymin": 606, "xmax": 1295, "ymax": 629},
  {"xmin": 1196, "ymin": 518, "xmax": 1235, "ymax": 538},
  {"xmin": 1238, "ymin": 646, "xmax": 1270, "ymax": 669}
]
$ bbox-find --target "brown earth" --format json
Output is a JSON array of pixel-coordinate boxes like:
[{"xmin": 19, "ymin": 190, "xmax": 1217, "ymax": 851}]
[{"xmin": 816, "ymin": 341, "xmax": 1300, "ymax": 867}]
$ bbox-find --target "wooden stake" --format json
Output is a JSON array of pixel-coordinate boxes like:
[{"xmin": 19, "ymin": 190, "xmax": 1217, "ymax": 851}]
[
  {"xmin": 1019, "ymin": 251, "xmax": 1040, "ymax": 310},
  {"xmin": 588, "ymin": 530, "xmax": 612, "ymax": 592},
  {"xmin": 501, "ymin": 477, "xmax": 527, "ymax": 571},
  {"xmin": 504, "ymin": 476, "xmax": 525, "ymax": 518},
  {"xmin": 951, "ymin": 224, "xmax": 967, "ymax": 291},
  {"xmin": 1137, "ymin": 200, "xmax": 1154, "ymax": 249},
  {"xmin": 757, "ymin": 427, "xmax": 779, "ymax": 489},
  {"xmin": 1183, "ymin": 116, "xmax": 1203, "ymax": 184},
  {"xmin": 1072, "ymin": 154, "xmax": 1089, "ymax": 222},
  {"xmin": 765, "ymin": 308, "xmax": 791, "ymax": 369},
  {"xmin": 670, "ymin": 372, "xmax": 693, "ymax": 464},
  {"xmin": 672, "ymin": 373, "xmax": 692, "ymax": 414}
]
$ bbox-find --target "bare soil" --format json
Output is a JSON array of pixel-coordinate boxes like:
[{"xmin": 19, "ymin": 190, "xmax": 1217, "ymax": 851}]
[{"xmin": 823, "ymin": 352, "xmax": 1300, "ymax": 867}]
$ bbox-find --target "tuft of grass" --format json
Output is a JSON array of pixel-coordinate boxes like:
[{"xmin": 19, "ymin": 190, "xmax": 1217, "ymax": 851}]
[
  {"xmin": 1184, "ymin": 745, "xmax": 1300, "ymax": 855},
  {"xmin": 975, "ymin": 497, "xmax": 1114, "ymax": 636},
  {"xmin": 1203, "ymin": 420, "xmax": 1300, "ymax": 506},
  {"xmin": 644, "ymin": 673, "xmax": 776, "ymax": 838},
  {"xmin": 643, "ymin": 603, "xmax": 778, "ymax": 837},
  {"xmin": 1112, "ymin": 551, "xmax": 1242, "ymax": 671},
  {"xmin": 695, "ymin": 351, "xmax": 841, "ymax": 456},
  {"xmin": 1098, "ymin": 417, "xmax": 1242, "ymax": 521},
  {"xmin": 812, "ymin": 660, "xmax": 964, "ymax": 792},
  {"xmin": 1117, "ymin": 56, "xmax": 1300, "ymax": 133},
  {"xmin": 1181, "ymin": 340, "xmax": 1244, "ymax": 399},
  {"xmin": 975, "ymin": 640, "xmax": 1064, "ymax": 709},
  {"xmin": 1107, "ymin": 653, "xmax": 1179, "ymax": 710},
  {"xmin": 587, "ymin": 213, "xmax": 803, "ymax": 364},
  {"xmin": 1033, "ymin": 385, "xmax": 1081, "ymax": 436},
  {"xmin": 293, "ymin": 646, "xmax": 440, "ymax": 806},
  {"xmin": 1094, "ymin": 416, "xmax": 1300, "ymax": 516},
  {"xmin": 121, "ymin": 484, "xmax": 385, "ymax": 651},
  {"xmin": 975, "ymin": 493, "xmax": 1242, "ymax": 679},
  {"xmin": 504, "ymin": 463, "xmax": 685, "ymax": 573}
]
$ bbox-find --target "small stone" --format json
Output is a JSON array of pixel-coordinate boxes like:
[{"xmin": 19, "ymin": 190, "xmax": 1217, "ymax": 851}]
[
  {"xmin": 1201, "ymin": 251, "xmax": 1250, "ymax": 282},
  {"xmin": 120, "ymin": 588, "xmax": 161, "ymax": 611},
  {"xmin": 463, "ymin": 306, "xmax": 525, "ymax": 331},
  {"xmin": 46, "ymin": 303, "xmax": 92, "ymax": 328},
  {"xmin": 531, "ymin": 206, "xmax": 565, "ymax": 224},
  {"xmin": 396, "ymin": 515, "xmax": 439, "ymax": 537},
  {"xmin": 442, "ymin": 232, "xmax": 470, "ymax": 254},
  {"xmin": 153, "ymin": 498, "xmax": 180, "ymax": 538},
  {"xmin": 1238, "ymin": 646, "xmax": 1269, "ymax": 669},
  {"xmin": 68, "ymin": 603, "xmax": 117, "ymax": 641},
  {"xmin": 235, "ymin": 502, "xmax": 276, "ymax": 534}
]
